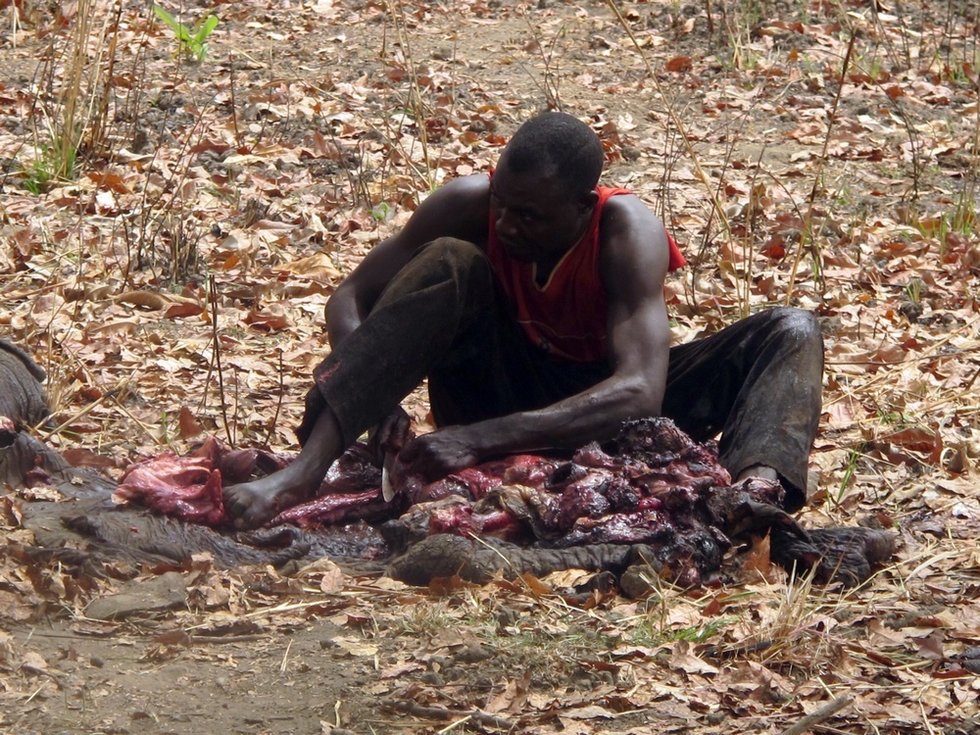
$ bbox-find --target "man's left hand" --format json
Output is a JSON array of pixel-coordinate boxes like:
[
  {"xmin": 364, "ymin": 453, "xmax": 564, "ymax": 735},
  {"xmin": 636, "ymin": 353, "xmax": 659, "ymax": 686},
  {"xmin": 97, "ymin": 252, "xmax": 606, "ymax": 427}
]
[{"xmin": 398, "ymin": 426, "xmax": 481, "ymax": 481}]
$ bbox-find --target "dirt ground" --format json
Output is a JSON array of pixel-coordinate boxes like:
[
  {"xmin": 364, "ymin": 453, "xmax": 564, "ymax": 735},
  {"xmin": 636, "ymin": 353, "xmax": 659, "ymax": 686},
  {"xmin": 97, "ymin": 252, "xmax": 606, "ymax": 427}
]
[{"xmin": 1, "ymin": 0, "xmax": 979, "ymax": 733}]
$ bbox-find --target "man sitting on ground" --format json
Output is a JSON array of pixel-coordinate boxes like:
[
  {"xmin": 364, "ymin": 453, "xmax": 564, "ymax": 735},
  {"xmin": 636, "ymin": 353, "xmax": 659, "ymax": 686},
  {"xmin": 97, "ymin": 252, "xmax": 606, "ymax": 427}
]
[{"xmin": 224, "ymin": 112, "xmax": 823, "ymax": 529}]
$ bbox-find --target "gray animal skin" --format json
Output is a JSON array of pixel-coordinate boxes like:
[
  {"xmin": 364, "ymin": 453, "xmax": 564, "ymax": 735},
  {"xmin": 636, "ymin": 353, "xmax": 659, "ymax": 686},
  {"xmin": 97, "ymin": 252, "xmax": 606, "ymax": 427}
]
[{"xmin": 0, "ymin": 340, "xmax": 896, "ymax": 592}]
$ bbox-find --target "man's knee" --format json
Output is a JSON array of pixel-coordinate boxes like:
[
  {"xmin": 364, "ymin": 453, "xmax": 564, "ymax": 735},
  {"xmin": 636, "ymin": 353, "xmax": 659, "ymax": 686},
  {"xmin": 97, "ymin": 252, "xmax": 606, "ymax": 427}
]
[
  {"xmin": 377, "ymin": 236, "xmax": 495, "ymax": 312},
  {"xmin": 386, "ymin": 237, "xmax": 489, "ymax": 288},
  {"xmin": 417, "ymin": 237, "xmax": 488, "ymax": 271},
  {"xmin": 766, "ymin": 307, "xmax": 823, "ymax": 349},
  {"xmin": 411, "ymin": 237, "xmax": 495, "ymax": 298}
]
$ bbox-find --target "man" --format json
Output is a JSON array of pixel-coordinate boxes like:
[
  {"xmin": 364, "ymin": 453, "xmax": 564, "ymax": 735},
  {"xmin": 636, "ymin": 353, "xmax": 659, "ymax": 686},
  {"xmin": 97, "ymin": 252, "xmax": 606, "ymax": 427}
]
[{"xmin": 224, "ymin": 112, "xmax": 823, "ymax": 529}]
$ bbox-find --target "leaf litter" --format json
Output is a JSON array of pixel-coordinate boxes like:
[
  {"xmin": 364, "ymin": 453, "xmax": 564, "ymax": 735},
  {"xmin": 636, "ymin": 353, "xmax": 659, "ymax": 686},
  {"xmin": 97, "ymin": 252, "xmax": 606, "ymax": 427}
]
[{"xmin": 1, "ymin": 0, "xmax": 978, "ymax": 733}]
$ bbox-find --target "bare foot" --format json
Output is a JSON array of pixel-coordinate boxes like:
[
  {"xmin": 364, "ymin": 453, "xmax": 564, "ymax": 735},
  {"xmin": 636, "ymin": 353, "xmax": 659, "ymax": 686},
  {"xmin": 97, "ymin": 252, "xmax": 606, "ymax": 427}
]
[
  {"xmin": 735, "ymin": 464, "xmax": 805, "ymax": 512},
  {"xmin": 736, "ymin": 464, "xmax": 779, "ymax": 483},
  {"xmin": 224, "ymin": 406, "xmax": 345, "ymax": 529},
  {"xmin": 223, "ymin": 464, "xmax": 318, "ymax": 529}
]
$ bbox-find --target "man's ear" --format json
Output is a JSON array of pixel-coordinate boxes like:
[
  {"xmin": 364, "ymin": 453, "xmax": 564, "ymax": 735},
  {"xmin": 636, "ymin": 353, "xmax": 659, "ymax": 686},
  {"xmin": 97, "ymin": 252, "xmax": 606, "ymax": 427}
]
[{"xmin": 579, "ymin": 190, "xmax": 599, "ymax": 213}]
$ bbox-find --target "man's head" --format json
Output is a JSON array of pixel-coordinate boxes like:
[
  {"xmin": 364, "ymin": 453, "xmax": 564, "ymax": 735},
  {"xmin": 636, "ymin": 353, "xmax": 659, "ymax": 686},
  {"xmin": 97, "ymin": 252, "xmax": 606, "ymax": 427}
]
[
  {"xmin": 500, "ymin": 112, "xmax": 604, "ymax": 198},
  {"xmin": 492, "ymin": 112, "xmax": 604, "ymax": 267}
]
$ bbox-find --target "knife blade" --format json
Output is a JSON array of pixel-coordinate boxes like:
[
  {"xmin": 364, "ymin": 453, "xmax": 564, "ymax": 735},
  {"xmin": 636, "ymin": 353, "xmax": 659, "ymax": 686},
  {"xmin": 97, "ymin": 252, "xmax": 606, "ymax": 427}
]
[{"xmin": 381, "ymin": 452, "xmax": 395, "ymax": 502}]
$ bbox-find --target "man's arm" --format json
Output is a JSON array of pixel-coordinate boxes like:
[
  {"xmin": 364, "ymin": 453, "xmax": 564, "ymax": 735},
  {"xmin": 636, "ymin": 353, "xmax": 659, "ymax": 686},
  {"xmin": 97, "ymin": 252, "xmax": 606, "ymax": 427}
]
[
  {"xmin": 326, "ymin": 175, "xmax": 490, "ymax": 348},
  {"xmin": 399, "ymin": 194, "xmax": 673, "ymax": 476}
]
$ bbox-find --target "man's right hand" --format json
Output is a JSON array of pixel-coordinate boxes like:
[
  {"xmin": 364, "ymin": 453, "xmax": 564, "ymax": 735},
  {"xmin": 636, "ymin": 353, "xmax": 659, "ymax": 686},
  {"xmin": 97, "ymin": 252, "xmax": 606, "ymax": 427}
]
[
  {"xmin": 368, "ymin": 407, "xmax": 412, "ymax": 466},
  {"xmin": 397, "ymin": 424, "xmax": 482, "ymax": 482}
]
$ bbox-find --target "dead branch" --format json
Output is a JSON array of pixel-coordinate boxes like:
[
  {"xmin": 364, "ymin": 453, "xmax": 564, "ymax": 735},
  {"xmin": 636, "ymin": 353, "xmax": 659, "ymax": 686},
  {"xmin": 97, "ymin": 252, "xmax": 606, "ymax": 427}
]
[
  {"xmin": 381, "ymin": 698, "xmax": 515, "ymax": 731},
  {"xmin": 777, "ymin": 696, "xmax": 853, "ymax": 735}
]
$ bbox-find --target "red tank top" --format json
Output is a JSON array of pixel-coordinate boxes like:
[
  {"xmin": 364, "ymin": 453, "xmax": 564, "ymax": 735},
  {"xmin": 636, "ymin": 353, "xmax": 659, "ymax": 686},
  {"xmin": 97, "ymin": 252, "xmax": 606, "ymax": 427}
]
[{"xmin": 487, "ymin": 186, "xmax": 685, "ymax": 362}]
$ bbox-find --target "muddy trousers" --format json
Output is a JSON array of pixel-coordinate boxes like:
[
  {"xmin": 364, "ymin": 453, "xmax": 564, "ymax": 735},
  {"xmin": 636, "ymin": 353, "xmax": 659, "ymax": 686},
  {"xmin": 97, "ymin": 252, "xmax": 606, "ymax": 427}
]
[{"xmin": 299, "ymin": 238, "xmax": 823, "ymax": 511}]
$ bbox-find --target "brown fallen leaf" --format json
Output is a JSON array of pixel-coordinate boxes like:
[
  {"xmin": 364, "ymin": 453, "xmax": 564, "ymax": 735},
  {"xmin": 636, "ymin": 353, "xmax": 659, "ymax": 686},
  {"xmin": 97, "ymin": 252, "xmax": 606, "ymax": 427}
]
[
  {"xmin": 116, "ymin": 290, "xmax": 168, "ymax": 310},
  {"xmin": 330, "ymin": 636, "xmax": 378, "ymax": 657},
  {"xmin": 485, "ymin": 670, "xmax": 530, "ymax": 714},
  {"xmin": 668, "ymin": 640, "xmax": 720, "ymax": 676},
  {"xmin": 177, "ymin": 406, "xmax": 204, "ymax": 439},
  {"xmin": 666, "ymin": 55, "xmax": 692, "ymax": 72},
  {"xmin": 245, "ymin": 309, "xmax": 290, "ymax": 332},
  {"xmin": 914, "ymin": 630, "xmax": 945, "ymax": 661},
  {"xmin": 165, "ymin": 302, "xmax": 205, "ymax": 319}
]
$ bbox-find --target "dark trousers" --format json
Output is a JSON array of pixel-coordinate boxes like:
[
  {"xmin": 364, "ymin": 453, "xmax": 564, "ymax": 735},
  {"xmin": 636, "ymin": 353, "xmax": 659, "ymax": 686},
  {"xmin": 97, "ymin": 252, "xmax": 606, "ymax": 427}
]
[{"xmin": 300, "ymin": 238, "xmax": 822, "ymax": 511}]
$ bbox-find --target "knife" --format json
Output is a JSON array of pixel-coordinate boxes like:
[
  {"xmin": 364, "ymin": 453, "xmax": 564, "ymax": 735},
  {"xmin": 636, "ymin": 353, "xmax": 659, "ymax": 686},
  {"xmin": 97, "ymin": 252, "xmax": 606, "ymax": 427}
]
[{"xmin": 381, "ymin": 451, "xmax": 395, "ymax": 502}]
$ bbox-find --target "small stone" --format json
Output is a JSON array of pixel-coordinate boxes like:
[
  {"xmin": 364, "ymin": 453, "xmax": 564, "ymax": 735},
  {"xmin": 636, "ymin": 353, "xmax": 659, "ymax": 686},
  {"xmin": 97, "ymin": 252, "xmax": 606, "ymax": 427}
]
[
  {"xmin": 454, "ymin": 644, "xmax": 492, "ymax": 664},
  {"xmin": 619, "ymin": 562, "xmax": 660, "ymax": 599},
  {"xmin": 84, "ymin": 572, "xmax": 187, "ymax": 620}
]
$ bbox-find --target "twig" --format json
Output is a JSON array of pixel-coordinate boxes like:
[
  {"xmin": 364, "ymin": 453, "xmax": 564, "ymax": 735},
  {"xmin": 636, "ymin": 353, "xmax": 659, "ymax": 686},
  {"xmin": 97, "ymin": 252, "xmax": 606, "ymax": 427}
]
[
  {"xmin": 603, "ymin": 0, "xmax": 736, "ymax": 280},
  {"xmin": 261, "ymin": 348, "xmax": 286, "ymax": 448},
  {"xmin": 518, "ymin": 12, "xmax": 565, "ymax": 110},
  {"xmin": 188, "ymin": 634, "xmax": 265, "ymax": 644},
  {"xmin": 37, "ymin": 394, "xmax": 108, "ymax": 442},
  {"xmin": 23, "ymin": 683, "xmax": 47, "ymax": 705},
  {"xmin": 467, "ymin": 531, "xmax": 517, "ymax": 571},
  {"xmin": 963, "ymin": 364, "xmax": 980, "ymax": 392},
  {"xmin": 784, "ymin": 30, "xmax": 856, "ymax": 303},
  {"xmin": 207, "ymin": 276, "xmax": 234, "ymax": 445},
  {"xmin": 824, "ymin": 314, "xmax": 980, "ymax": 408},
  {"xmin": 827, "ymin": 341, "xmax": 980, "ymax": 366},
  {"xmin": 228, "ymin": 53, "xmax": 242, "ymax": 148},
  {"xmin": 776, "ymin": 695, "xmax": 852, "ymax": 735},
  {"xmin": 35, "ymin": 341, "xmax": 161, "ymax": 444},
  {"xmin": 381, "ymin": 699, "xmax": 514, "ymax": 731},
  {"xmin": 384, "ymin": 0, "xmax": 434, "ymax": 189},
  {"xmin": 701, "ymin": 638, "xmax": 774, "ymax": 659},
  {"xmin": 436, "ymin": 715, "xmax": 472, "ymax": 734}
]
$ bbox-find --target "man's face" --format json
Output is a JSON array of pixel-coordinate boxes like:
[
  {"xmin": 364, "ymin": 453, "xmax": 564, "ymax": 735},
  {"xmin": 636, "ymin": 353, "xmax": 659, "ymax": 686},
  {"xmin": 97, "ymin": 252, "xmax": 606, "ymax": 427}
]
[{"xmin": 490, "ymin": 158, "xmax": 594, "ymax": 266}]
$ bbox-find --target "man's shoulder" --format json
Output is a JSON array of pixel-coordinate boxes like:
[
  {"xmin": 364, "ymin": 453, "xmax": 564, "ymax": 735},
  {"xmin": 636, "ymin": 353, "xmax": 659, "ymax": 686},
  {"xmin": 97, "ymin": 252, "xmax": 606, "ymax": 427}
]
[
  {"xmin": 405, "ymin": 174, "xmax": 491, "ymax": 244},
  {"xmin": 598, "ymin": 191, "xmax": 664, "ymax": 237},
  {"xmin": 427, "ymin": 173, "xmax": 491, "ymax": 208},
  {"xmin": 597, "ymin": 190, "xmax": 671, "ymax": 281}
]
